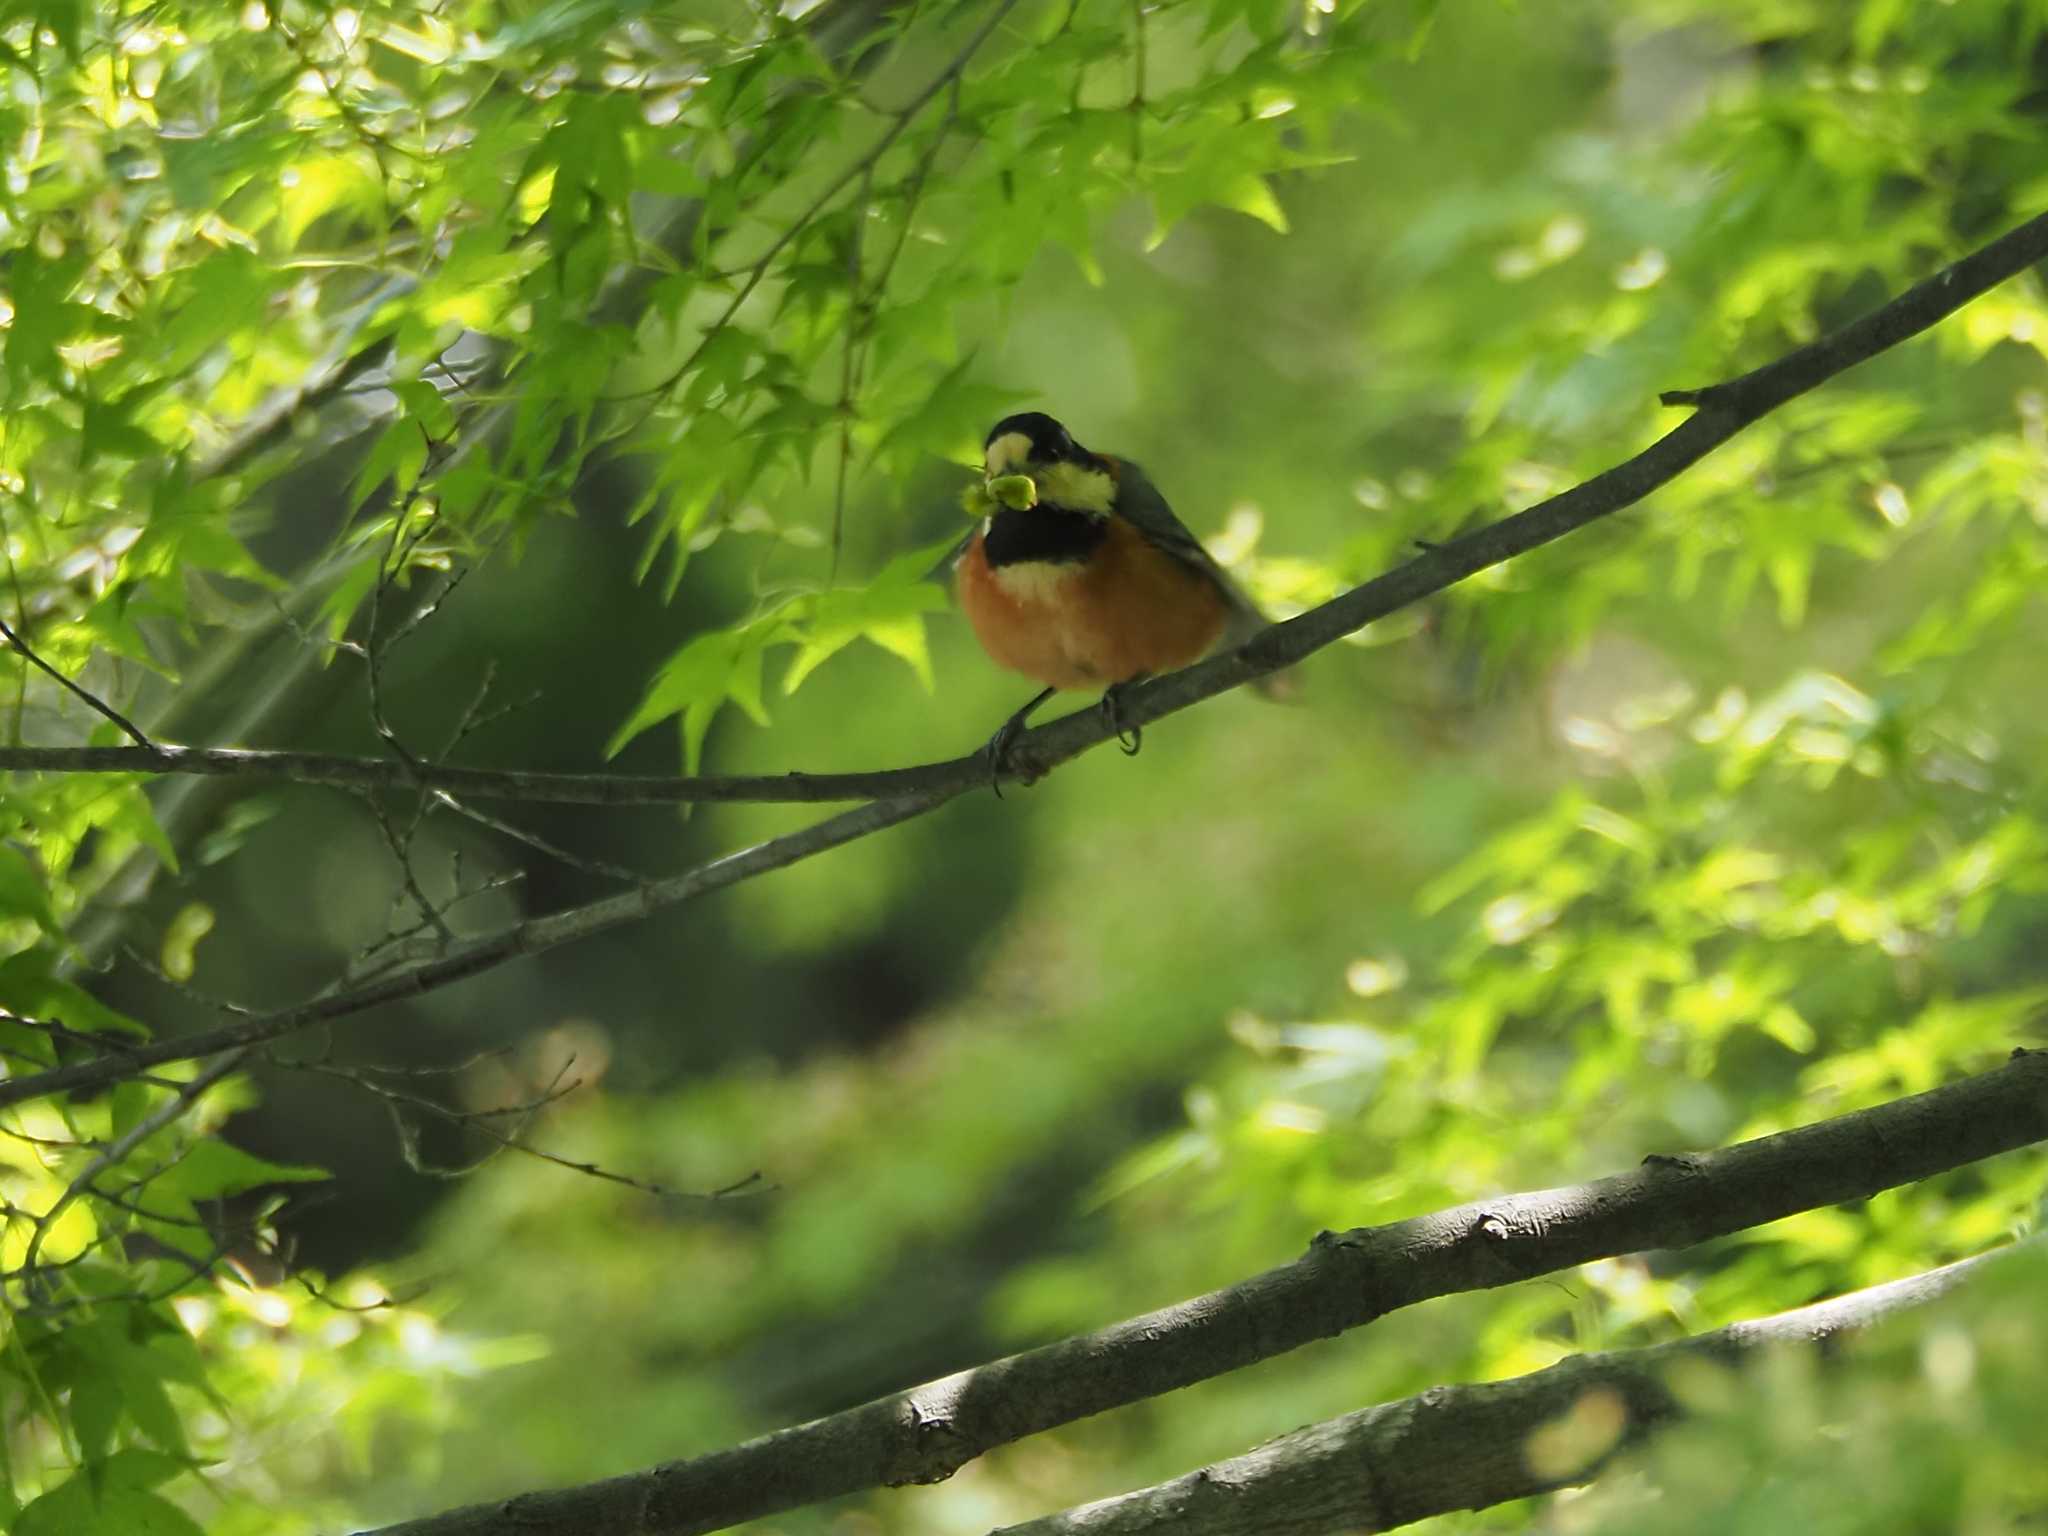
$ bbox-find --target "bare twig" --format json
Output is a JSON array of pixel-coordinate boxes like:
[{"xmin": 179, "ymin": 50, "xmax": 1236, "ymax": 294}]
[
  {"xmin": 615, "ymin": 0, "xmax": 1026, "ymax": 410},
  {"xmin": 444, "ymin": 660, "xmax": 511, "ymax": 755},
  {"xmin": 118, "ymin": 944, "xmax": 262, "ymax": 1018},
  {"xmin": 426, "ymin": 791, "xmax": 652, "ymax": 886},
  {"xmin": 314, "ymin": 1053, "xmax": 582, "ymax": 1181},
  {"xmin": 1128, "ymin": 0, "xmax": 1146, "ymax": 163},
  {"xmin": 364, "ymin": 476, "xmax": 446, "ymax": 771},
  {"xmin": 287, "ymin": 1055, "xmax": 762, "ymax": 1201},
  {"xmin": 831, "ymin": 161, "xmax": 875, "ymax": 582},
  {"xmin": 357, "ymin": 464, "xmax": 481, "ymax": 951},
  {"xmin": 364, "ymin": 791, "xmax": 457, "ymax": 947},
  {"xmin": 4, "ymin": 1008, "xmax": 151, "ymax": 1056},
  {"xmin": 0, "ymin": 613, "xmax": 155, "ymax": 747},
  {"xmin": 0, "ymin": 790, "xmax": 945, "ymax": 1111},
  {"xmin": 0, "ymin": 1122, "xmax": 101, "ymax": 1153},
  {"xmin": 13, "ymin": 1049, "xmax": 247, "ymax": 1301}
]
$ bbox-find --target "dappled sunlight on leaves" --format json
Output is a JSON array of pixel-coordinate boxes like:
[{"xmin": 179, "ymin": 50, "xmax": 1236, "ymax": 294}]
[{"xmin": 1, "ymin": 0, "xmax": 2047, "ymax": 1530}]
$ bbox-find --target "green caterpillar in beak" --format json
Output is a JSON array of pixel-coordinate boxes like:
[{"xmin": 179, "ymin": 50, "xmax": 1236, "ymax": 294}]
[{"xmin": 961, "ymin": 473, "xmax": 1040, "ymax": 518}]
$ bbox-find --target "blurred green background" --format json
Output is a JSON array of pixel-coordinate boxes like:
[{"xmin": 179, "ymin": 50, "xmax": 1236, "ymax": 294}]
[{"xmin": 37, "ymin": 0, "xmax": 2048, "ymax": 1529}]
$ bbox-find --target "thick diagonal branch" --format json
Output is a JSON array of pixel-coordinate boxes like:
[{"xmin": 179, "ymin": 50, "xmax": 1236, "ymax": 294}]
[
  {"xmin": 989, "ymin": 1246, "xmax": 2018, "ymax": 1536},
  {"xmin": 355, "ymin": 1049, "xmax": 2048, "ymax": 1536},
  {"xmin": 5, "ymin": 212, "xmax": 2046, "ymax": 1112},
  {"xmin": 0, "ymin": 788, "xmax": 945, "ymax": 1113},
  {"xmin": 8, "ymin": 213, "xmax": 2048, "ymax": 807}
]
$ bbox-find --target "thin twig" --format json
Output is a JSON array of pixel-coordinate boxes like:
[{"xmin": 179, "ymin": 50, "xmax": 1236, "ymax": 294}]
[
  {"xmin": 4, "ymin": 1008, "xmax": 152, "ymax": 1055},
  {"xmin": 364, "ymin": 480, "xmax": 440, "ymax": 772},
  {"xmin": 119, "ymin": 945, "xmax": 262, "ymax": 1018},
  {"xmin": 615, "ymin": 0, "xmax": 1027, "ymax": 408},
  {"xmin": 0, "ymin": 790, "xmax": 947, "ymax": 1110},
  {"xmin": 831, "ymin": 162, "xmax": 875, "ymax": 583},
  {"xmin": 6, "ymin": 211, "xmax": 2048, "ymax": 1110},
  {"xmin": 427, "ymin": 790, "xmax": 652, "ymax": 886},
  {"xmin": 1129, "ymin": 0, "xmax": 1146, "ymax": 163},
  {"xmin": 365, "ymin": 792, "xmax": 457, "ymax": 947},
  {"xmin": 13, "ymin": 1049, "xmax": 246, "ymax": 1300},
  {"xmin": 0, "ymin": 1122, "xmax": 101, "ymax": 1153},
  {"xmin": 287, "ymin": 1056, "xmax": 762, "ymax": 1201},
  {"xmin": 0, "ymin": 613, "xmax": 156, "ymax": 748}
]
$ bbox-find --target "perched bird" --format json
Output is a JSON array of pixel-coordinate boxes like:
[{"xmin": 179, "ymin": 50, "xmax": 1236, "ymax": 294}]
[{"xmin": 955, "ymin": 412, "xmax": 1270, "ymax": 777}]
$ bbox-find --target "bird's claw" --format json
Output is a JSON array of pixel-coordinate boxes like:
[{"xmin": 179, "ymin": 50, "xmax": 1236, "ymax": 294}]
[
  {"xmin": 1100, "ymin": 682, "xmax": 1143, "ymax": 756},
  {"xmin": 983, "ymin": 681, "xmax": 1144, "ymax": 796},
  {"xmin": 985, "ymin": 686, "xmax": 1056, "ymax": 798},
  {"xmin": 985, "ymin": 720, "xmax": 1024, "ymax": 798}
]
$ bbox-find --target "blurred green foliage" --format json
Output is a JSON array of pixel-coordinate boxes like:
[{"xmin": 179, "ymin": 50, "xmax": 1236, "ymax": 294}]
[
  {"xmin": 1561, "ymin": 1245, "xmax": 2048, "ymax": 1535},
  {"xmin": 0, "ymin": 0, "xmax": 2045, "ymax": 1530}
]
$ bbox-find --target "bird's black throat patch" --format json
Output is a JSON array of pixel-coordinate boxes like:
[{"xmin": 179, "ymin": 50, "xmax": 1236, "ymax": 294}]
[{"xmin": 982, "ymin": 505, "xmax": 1107, "ymax": 568}]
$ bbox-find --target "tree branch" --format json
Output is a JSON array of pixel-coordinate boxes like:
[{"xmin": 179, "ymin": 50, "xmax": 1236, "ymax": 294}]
[
  {"xmin": 353, "ymin": 1048, "xmax": 2048, "ymax": 1536},
  {"xmin": 12, "ymin": 1048, "xmax": 247, "ymax": 1303},
  {"xmin": 0, "ymin": 788, "xmax": 948, "ymax": 1111},
  {"xmin": 5, "ymin": 211, "xmax": 2046, "ymax": 1109},
  {"xmin": 46, "ymin": 0, "xmax": 912, "ymax": 976},
  {"xmin": 6, "ymin": 213, "xmax": 2048, "ymax": 807},
  {"xmin": 625, "ymin": 0, "xmax": 1027, "ymax": 407},
  {"xmin": 0, "ymin": 741, "xmax": 969, "ymax": 805},
  {"xmin": 988, "ymin": 1246, "xmax": 2017, "ymax": 1536},
  {"xmin": 0, "ymin": 615, "xmax": 155, "ymax": 747}
]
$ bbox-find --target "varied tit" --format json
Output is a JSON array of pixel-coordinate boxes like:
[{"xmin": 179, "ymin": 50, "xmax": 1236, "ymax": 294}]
[{"xmin": 955, "ymin": 411, "xmax": 1270, "ymax": 779}]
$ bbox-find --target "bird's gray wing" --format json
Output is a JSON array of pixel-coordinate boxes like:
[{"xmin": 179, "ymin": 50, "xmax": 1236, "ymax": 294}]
[{"xmin": 1110, "ymin": 457, "xmax": 1267, "ymax": 642}]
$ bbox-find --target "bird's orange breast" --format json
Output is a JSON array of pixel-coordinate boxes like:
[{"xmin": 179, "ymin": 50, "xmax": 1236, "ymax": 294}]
[{"xmin": 957, "ymin": 515, "xmax": 1231, "ymax": 691}]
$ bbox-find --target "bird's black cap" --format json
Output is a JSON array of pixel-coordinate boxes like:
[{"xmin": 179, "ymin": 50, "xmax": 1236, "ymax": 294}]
[{"xmin": 984, "ymin": 412, "xmax": 1090, "ymax": 462}]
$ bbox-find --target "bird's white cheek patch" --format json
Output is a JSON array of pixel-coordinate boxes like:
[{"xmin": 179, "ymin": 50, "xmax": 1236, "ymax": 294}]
[
  {"xmin": 984, "ymin": 432, "xmax": 1033, "ymax": 477},
  {"xmin": 990, "ymin": 561, "xmax": 1082, "ymax": 606},
  {"xmin": 1036, "ymin": 461, "xmax": 1115, "ymax": 514}
]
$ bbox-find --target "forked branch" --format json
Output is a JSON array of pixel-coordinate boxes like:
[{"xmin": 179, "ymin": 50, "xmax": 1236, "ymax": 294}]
[
  {"xmin": 991, "ymin": 1246, "xmax": 2021, "ymax": 1536},
  {"xmin": 5, "ymin": 212, "xmax": 2047, "ymax": 1114},
  {"xmin": 7, "ymin": 215, "xmax": 2048, "ymax": 805},
  {"xmin": 358, "ymin": 1049, "xmax": 2048, "ymax": 1536}
]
